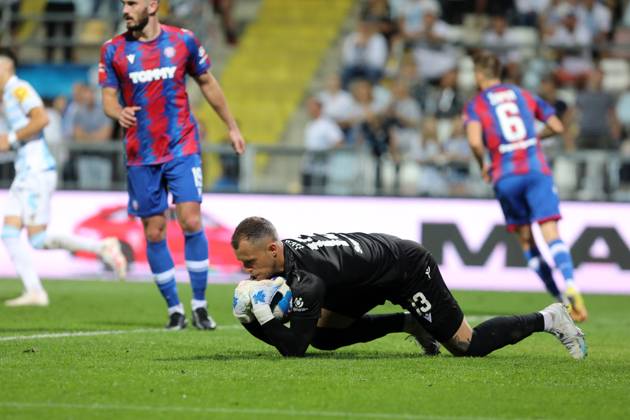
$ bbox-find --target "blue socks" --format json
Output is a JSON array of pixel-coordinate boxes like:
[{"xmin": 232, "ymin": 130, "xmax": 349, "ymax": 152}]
[
  {"xmin": 524, "ymin": 246, "xmax": 561, "ymax": 301},
  {"xmin": 185, "ymin": 229, "xmax": 209, "ymax": 308},
  {"xmin": 147, "ymin": 239, "xmax": 181, "ymax": 313},
  {"xmin": 548, "ymin": 239, "xmax": 575, "ymax": 286}
]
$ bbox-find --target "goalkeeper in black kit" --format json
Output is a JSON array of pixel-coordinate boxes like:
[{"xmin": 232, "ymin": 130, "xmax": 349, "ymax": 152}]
[{"xmin": 231, "ymin": 217, "xmax": 587, "ymax": 359}]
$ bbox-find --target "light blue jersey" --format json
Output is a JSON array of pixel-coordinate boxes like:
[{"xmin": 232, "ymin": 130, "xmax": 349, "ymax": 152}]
[{"xmin": 1, "ymin": 75, "xmax": 56, "ymax": 178}]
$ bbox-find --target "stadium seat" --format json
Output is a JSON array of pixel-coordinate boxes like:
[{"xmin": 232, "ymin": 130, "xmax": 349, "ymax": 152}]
[{"xmin": 600, "ymin": 58, "xmax": 630, "ymax": 93}]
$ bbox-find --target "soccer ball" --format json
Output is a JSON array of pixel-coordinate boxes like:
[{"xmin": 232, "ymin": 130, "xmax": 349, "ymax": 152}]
[{"xmin": 269, "ymin": 277, "xmax": 292, "ymax": 323}]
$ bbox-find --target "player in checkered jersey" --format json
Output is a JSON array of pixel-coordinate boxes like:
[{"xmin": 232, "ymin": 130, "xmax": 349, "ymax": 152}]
[
  {"xmin": 100, "ymin": 0, "xmax": 245, "ymax": 330},
  {"xmin": 0, "ymin": 49, "xmax": 127, "ymax": 306},
  {"xmin": 464, "ymin": 51, "xmax": 587, "ymax": 322}
]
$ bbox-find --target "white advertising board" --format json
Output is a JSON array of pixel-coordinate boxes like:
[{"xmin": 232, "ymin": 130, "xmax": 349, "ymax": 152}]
[{"xmin": 0, "ymin": 191, "xmax": 628, "ymax": 294}]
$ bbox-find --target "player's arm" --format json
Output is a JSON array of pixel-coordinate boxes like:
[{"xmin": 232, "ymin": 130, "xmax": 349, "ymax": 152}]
[
  {"xmin": 538, "ymin": 115, "xmax": 564, "ymax": 139},
  {"xmin": 466, "ymin": 120, "xmax": 490, "ymax": 182},
  {"xmin": 101, "ymin": 87, "xmax": 141, "ymax": 129},
  {"xmin": 0, "ymin": 106, "xmax": 49, "ymax": 151},
  {"xmin": 193, "ymin": 71, "xmax": 245, "ymax": 154},
  {"xmin": 247, "ymin": 272, "xmax": 324, "ymax": 357}
]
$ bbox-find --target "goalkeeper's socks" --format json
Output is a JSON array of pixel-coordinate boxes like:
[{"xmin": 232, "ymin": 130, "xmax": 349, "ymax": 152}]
[
  {"xmin": 184, "ymin": 229, "xmax": 209, "ymax": 302},
  {"xmin": 465, "ymin": 313, "xmax": 544, "ymax": 357},
  {"xmin": 524, "ymin": 247, "xmax": 562, "ymax": 301},
  {"xmin": 1, "ymin": 226, "xmax": 44, "ymax": 293},
  {"xmin": 548, "ymin": 239, "xmax": 575, "ymax": 285},
  {"xmin": 311, "ymin": 313, "xmax": 405, "ymax": 350},
  {"xmin": 147, "ymin": 239, "xmax": 180, "ymax": 308}
]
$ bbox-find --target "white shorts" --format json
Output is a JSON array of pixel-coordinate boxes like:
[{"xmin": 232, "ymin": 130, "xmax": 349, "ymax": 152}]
[{"xmin": 5, "ymin": 170, "xmax": 57, "ymax": 226}]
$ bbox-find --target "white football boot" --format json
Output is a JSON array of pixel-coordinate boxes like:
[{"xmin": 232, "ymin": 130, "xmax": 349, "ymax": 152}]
[
  {"xmin": 543, "ymin": 302, "xmax": 587, "ymax": 360},
  {"xmin": 101, "ymin": 237, "xmax": 128, "ymax": 280},
  {"xmin": 5, "ymin": 290, "xmax": 49, "ymax": 307},
  {"xmin": 404, "ymin": 312, "xmax": 441, "ymax": 356}
]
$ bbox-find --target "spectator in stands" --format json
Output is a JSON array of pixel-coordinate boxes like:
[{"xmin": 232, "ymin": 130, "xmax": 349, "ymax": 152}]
[
  {"xmin": 578, "ymin": 0, "xmax": 612, "ymax": 44},
  {"xmin": 43, "ymin": 96, "xmax": 68, "ymax": 170},
  {"xmin": 423, "ymin": 69, "xmax": 463, "ymax": 142},
  {"xmin": 396, "ymin": 57, "xmax": 430, "ymax": 111},
  {"xmin": 576, "ymin": 69, "xmax": 620, "ymax": 150},
  {"xmin": 441, "ymin": 116, "xmax": 472, "ymax": 196},
  {"xmin": 211, "ymin": 0, "xmax": 238, "ymax": 45},
  {"xmin": 385, "ymin": 79, "xmax": 423, "ymax": 192},
  {"xmin": 318, "ymin": 74, "xmax": 355, "ymax": 137},
  {"xmin": 341, "ymin": 17, "xmax": 388, "ymax": 88},
  {"xmin": 539, "ymin": 76, "xmax": 576, "ymax": 152},
  {"xmin": 513, "ymin": 0, "xmax": 551, "ymax": 27},
  {"xmin": 415, "ymin": 117, "xmax": 448, "ymax": 195},
  {"xmin": 482, "ymin": 15, "xmax": 522, "ymax": 73},
  {"xmin": 69, "ymin": 84, "xmax": 114, "ymax": 189},
  {"xmin": 0, "ymin": 0, "xmax": 21, "ymax": 41},
  {"xmin": 575, "ymin": 68, "xmax": 621, "ymax": 197},
  {"xmin": 410, "ymin": 3, "xmax": 458, "ymax": 83},
  {"xmin": 361, "ymin": 0, "xmax": 398, "ymax": 46},
  {"xmin": 347, "ymin": 79, "xmax": 391, "ymax": 192},
  {"xmin": 397, "ymin": 0, "xmax": 440, "ymax": 46},
  {"xmin": 544, "ymin": 3, "xmax": 593, "ymax": 85},
  {"xmin": 301, "ymin": 97, "xmax": 344, "ymax": 194},
  {"xmin": 45, "ymin": 0, "xmax": 76, "ymax": 62}
]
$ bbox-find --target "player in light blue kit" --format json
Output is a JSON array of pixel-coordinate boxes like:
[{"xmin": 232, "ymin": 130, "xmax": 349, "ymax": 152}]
[
  {"xmin": 0, "ymin": 49, "xmax": 127, "ymax": 306},
  {"xmin": 464, "ymin": 52, "xmax": 587, "ymax": 322}
]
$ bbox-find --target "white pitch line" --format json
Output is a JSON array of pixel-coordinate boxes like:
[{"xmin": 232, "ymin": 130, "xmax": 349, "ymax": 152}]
[
  {"xmin": 0, "ymin": 316, "xmax": 499, "ymax": 343},
  {"xmin": 0, "ymin": 401, "xmax": 526, "ymax": 420},
  {"xmin": 0, "ymin": 324, "xmax": 243, "ymax": 342}
]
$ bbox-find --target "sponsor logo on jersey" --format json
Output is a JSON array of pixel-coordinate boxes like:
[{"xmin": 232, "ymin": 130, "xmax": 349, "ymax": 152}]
[
  {"xmin": 292, "ymin": 296, "xmax": 309, "ymax": 312},
  {"xmin": 126, "ymin": 54, "xmax": 136, "ymax": 64},
  {"xmin": 425, "ymin": 266, "xmax": 431, "ymax": 280},
  {"xmin": 129, "ymin": 66, "xmax": 177, "ymax": 84},
  {"xmin": 13, "ymin": 86, "xmax": 29, "ymax": 103},
  {"xmin": 423, "ymin": 313, "xmax": 432, "ymax": 323}
]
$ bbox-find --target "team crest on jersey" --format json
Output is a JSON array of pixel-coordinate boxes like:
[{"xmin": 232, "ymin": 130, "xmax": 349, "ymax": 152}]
[
  {"xmin": 164, "ymin": 47, "xmax": 175, "ymax": 58},
  {"xmin": 13, "ymin": 86, "xmax": 29, "ymax": 103}
]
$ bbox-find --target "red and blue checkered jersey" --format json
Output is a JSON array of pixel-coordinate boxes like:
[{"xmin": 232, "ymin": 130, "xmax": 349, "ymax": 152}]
[
  {"xmin": 99, "ymin": 25, "xmax": 211, "ymax": 166},
  {"xmin": 463, "ymin": 83, "xmax": 556, "ymax": 183}
]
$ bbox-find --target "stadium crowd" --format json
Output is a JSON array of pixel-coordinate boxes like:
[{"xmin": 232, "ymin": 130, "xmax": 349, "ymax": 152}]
[{"xmin": 307, "ymin": 0, "xmax": 630, "ymax": 198}]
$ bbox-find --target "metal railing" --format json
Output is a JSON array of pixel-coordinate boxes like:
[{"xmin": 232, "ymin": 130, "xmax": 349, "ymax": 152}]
[{"xmin": 0, "ymin": 141, "xmax": 628, "ymax": 201}]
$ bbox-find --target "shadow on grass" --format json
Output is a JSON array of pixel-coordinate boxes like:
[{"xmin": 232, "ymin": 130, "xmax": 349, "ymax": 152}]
[{"xmin": 155, "ymin": 350, "xmax": 432, "ymax": 362}]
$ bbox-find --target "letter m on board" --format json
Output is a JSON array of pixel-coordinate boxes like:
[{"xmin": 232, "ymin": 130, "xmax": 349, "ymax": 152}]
[{"xmin": 421, "ymin": 223, "xmax": 525, "ymax": 267}]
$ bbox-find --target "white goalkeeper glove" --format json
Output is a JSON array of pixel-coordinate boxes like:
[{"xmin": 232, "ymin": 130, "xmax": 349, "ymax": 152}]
[
  {"xmin": 232, "ymin": 280, "xmax": 254, "ymax": 324},
  {"xmin": 249, "ymin": 277, "xmax": 285, "ymax": 325}
]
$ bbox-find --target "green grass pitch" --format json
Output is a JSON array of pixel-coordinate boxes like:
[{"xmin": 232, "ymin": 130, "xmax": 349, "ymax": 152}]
[{"xmin": 0, "ymin": 279, "xmax": 629, "ymax": 419}]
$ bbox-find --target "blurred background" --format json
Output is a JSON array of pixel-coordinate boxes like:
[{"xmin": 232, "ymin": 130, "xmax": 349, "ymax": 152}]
[{"xmin": 0, "ymin": 0, "xmax": 628, "ymax": 201}]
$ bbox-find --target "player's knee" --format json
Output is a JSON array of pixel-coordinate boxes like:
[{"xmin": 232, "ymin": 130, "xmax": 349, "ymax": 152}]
[
  {"xmin": 28, "ymin": 232, "xmax": 47, "ymax": 249},
  {"xmin": 179, "ymin": 215, "xmax": 202, "ymax": 233},
  {"xmin": 144, "ymin": 226, "xmax": 166, "ymax": 242},
  {"xmin": 311, "ymin": 328, "xmax": 343, "ymax": 351}
]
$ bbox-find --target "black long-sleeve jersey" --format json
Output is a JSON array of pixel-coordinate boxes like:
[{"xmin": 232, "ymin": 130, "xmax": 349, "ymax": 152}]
[{"xmin": 245, "ymin": 232, "xmax": 417, "ymax": 357}]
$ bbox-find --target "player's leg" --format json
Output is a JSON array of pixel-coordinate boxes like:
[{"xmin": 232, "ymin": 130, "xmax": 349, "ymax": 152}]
[
  {"xmin": 2, "ymin": 216, "xmax": 48, "ymax": 306},
  {"xmin": 2, "ymin": 175, "xmax": 49, "ymax": 306},
  {"xmin": 528, "ymin": 174, "xmax": 587, "ymax": 321},
  {"xmin": 311, "ymin": 307, "xmax": 410, "ymax": 351},
  {"xmin": 169, "ymin": 154, "xmax": 215, "ymax": 330},
  {"xmin": 445, "ymin": 303, "xmax": 586, "ymax": 360},
  {"xmin": 23, "ymin": 171, "xmax": 127, "ymax": 278},
  {"xmin": 540, "ymin": 220, "xmax": 588, "ymax": 322},
  {"xmin": 402, "ymin": 250, "xmax": 586, "ymax": 359},
  {"xmin": 128, "ymin": 164, "xmax": 184, "ymax": 329},
  {"xmin": 515, "ymin": 225, "xmax": 562, "ymax": 302}
]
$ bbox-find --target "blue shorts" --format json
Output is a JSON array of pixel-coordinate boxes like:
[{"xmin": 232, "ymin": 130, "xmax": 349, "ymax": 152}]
[
  {"xmin": 493, "ymin": 173, "xmax": 561, "ymax": 232},
  {"xmin": 127, "ymin": 154, "xmax": 203, "ymax": 218}
]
